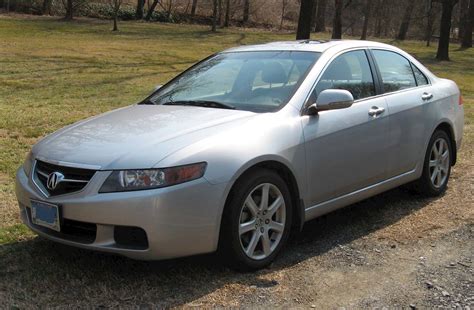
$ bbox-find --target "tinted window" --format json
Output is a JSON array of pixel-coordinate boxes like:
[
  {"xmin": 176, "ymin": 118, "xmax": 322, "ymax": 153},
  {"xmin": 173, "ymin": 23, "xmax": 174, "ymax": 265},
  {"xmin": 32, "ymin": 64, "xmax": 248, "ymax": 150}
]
[
  {"xmin": 313, "ymin": 50, "xmax": 375, "ymax": 101},
  {"xmin": 150, "ymin": 51, "xmax": 320, "ymax": 113},
  {"xmin": 411, "ymin": 64, "xmax": 429, "ymax": 86},
  {"xmin": 372, "ymin": 50, "xmax": 416, "ymax": 93}
]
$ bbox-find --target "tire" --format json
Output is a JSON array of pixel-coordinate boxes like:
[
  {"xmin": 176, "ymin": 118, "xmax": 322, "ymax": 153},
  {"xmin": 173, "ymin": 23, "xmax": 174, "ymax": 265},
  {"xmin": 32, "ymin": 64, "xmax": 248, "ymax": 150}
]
[
  {"xmin": 219, "ymin": 168, "xmax": 293, "ymax": 271},
  {"xmin": 413, "ymin": 130, "xmax": 452, "ymax": 196}
]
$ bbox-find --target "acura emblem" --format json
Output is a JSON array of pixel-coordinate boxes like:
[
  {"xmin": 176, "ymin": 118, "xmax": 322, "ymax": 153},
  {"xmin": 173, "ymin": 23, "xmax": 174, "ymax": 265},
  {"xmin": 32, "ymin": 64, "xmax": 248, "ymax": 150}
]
[{"xmin": 46, "ymin": 172, "xmax": 64, "ymax": 190}]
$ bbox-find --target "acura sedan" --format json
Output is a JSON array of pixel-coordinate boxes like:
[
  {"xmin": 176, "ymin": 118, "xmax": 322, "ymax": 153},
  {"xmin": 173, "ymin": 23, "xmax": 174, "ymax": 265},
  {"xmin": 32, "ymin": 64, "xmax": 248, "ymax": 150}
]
[{"xmin": 16, "ymin": 40, "xmax": 464, "ymax": 270}]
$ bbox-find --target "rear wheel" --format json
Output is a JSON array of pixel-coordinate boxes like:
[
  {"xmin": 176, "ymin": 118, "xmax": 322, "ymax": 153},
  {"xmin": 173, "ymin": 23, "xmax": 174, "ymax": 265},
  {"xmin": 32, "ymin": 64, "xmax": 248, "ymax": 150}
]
[
  {"xmin": 414, "ymin": 130, "xmax": 452, "ymax": 196},
  {"xmin": 220, "ymin": 169, "xmax": 292, "ymax": 271}
]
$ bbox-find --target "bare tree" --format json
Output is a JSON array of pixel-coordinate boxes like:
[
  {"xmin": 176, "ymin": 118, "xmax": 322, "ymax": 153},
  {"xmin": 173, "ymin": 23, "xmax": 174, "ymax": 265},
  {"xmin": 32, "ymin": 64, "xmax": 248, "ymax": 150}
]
[
  {"xmin": 361, "ymin": 0, "xmax": 372, "ymax": 39},
  {"xmin": 461, "ymin": 0, "xmax": 473, "ymax": 47},
  {"xmin": 397, "ymin": 0, "xmax": 416, "ymax": 40},
  {"xmin": 243, "ymin": 0, "xmax": 250, "ymax": 23},
  {"xmin": 425, "ymin": 1, "xmax": 436, "ymax": 46},
  {"xmin": 459, "ymin": 0, "xmax": 469, "ymax": 38},
  {"xmin": 218, "ymin": 0, "xmax": 222, "ymax": 25},
  {"xmin": 191, "ymin": 0, "xmax": 198, "ymax": 16},
  {"xmin": 110, "ymin": 0, "xmax": 123, "ymax": 31},
  {"xmin": 224, "ymin": 0, "xmax": 230, "ymax": 27},
  {"xmin": 436, "ymin": 0, "xmax": 459, "ymax": 60},
  {"xmin": 136, "ymin": 0, "xmax": 144, "ymax": 19},
  {"xmin": 314, "ymin": 0, "xmax": 327, "ymax": 32},
  {"xmin": 212, "ymin": 0, "xmax": 218, "ymax": 31},
  {"xmin": 332, "ymin": 0, "xmax": 343, "ymax": 39},
  {"xmin": 64, "ymin": 0, "xmax": 74, "ymax": 20},
  {"xmin": 296, "ymin": 0, "xmax": 314, "ymax": 39},
  {"xmin": 41, "ymin": 0, "xmax": 52, "ymax": 15},
  {"xmin": 145, "ymin": 0, "xmax": 160, "ymax": 21},
  {"xmin": 280, "ymin": 0, "xmax": 289, "ymax": 30}
]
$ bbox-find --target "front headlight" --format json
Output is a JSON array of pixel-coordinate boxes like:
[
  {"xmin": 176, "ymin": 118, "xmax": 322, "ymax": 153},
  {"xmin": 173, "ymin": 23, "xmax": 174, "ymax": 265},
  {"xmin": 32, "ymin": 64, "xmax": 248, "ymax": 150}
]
[
  {"xmin": 23, "ymin": 151, "xmax": 34, "ymax": 177},
  {"xmin": 99, "ymin": 162, "xmax": 207, "ymax": 193}
]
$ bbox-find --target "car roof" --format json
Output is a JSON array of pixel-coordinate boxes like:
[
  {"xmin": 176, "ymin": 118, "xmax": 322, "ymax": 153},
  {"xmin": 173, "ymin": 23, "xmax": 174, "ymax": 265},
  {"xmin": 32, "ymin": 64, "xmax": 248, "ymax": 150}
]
[{"xmin": 222, "ymin": 40, "xmax": 396, "ymax": 54}]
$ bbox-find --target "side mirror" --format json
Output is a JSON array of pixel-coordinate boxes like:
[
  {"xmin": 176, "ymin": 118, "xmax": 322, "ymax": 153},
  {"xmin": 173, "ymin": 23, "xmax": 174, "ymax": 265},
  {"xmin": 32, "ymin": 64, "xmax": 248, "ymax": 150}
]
[{"xmin": 306, "ymin": 89, "xmax": 354, "ymax": 115}]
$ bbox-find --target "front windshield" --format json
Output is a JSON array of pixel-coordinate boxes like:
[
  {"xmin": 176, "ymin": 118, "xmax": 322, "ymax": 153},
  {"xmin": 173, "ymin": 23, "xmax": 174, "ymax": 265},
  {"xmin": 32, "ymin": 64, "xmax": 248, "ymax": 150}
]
[{"xmin": 148, "ymin": 51, "xmax": 321, "ymax": 113}]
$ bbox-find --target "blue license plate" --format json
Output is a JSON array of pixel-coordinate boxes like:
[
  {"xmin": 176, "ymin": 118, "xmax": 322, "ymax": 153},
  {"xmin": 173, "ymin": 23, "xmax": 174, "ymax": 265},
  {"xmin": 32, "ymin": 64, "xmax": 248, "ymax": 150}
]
[{"xmin": 31, "ymin": 200, "xmax": 60, "ymax": 232}]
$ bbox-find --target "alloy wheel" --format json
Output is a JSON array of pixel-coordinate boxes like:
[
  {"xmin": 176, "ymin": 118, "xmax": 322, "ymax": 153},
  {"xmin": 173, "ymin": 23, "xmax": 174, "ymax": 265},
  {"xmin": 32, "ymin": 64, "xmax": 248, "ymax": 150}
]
[
  {"xmin": 238, "ymin": 183, "xmax": 286, "ymax": 260},
  {"xmin": 429, "ymin": 138, "xmax": 450, "ymax": 188}
]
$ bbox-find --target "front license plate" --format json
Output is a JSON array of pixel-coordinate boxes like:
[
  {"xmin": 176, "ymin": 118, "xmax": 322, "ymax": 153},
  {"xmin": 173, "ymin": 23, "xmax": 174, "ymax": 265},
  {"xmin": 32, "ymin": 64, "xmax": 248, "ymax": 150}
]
[{"xmin": 31, "ymin": 200, "xmax": 61, "ymax": 232}]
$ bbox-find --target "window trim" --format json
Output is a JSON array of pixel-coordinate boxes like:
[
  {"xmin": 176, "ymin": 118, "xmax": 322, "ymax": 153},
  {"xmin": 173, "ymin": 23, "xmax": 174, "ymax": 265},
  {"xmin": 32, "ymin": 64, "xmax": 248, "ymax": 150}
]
[
  {"xmin": 300, "ymin": 47, "xmax": 380, "ymax": 114},
  {"xmin": 368, "ymin": 48, "xmax": 432, "ymax": 96}
]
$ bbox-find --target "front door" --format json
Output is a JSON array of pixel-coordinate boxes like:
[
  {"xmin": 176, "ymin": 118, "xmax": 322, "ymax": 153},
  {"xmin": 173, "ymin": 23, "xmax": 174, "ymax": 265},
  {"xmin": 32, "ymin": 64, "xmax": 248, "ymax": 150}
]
[{"xmin": 302, "ymin": 49, "xmax": 389, "ymax": 207}]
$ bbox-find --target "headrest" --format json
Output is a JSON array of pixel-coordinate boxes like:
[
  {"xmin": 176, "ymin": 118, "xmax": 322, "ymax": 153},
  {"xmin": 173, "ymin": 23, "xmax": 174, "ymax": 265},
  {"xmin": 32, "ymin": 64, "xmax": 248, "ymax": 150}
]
[{"xmin": 261, "ymin": 61, "xmax": 287, "ymax": 84}]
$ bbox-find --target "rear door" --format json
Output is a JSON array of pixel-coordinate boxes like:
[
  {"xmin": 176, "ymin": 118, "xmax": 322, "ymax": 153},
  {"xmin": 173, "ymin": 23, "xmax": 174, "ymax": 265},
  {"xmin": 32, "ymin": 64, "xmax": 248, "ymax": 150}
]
[
  {"xmin": 302, "ymin": 49, "xmax": 389, "ymax": 206},
  {"xmin": 370, "ymin": 49, "xmax": 432, "ymax": 177}
]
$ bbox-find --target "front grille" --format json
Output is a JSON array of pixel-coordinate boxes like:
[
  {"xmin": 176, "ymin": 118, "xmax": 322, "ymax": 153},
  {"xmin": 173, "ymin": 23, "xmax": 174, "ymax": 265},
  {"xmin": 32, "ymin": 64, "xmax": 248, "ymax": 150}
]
[{"xmin": 34, "ymin": 160, "xmax": 96, "ymax": 196}]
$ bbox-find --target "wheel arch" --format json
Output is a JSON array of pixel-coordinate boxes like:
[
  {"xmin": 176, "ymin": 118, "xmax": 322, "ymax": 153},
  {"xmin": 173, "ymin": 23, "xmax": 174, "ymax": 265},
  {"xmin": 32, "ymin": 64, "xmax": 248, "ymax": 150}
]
[{"xmin": 219, "ymin": 159, "xmax": 305, "ymax": 239}]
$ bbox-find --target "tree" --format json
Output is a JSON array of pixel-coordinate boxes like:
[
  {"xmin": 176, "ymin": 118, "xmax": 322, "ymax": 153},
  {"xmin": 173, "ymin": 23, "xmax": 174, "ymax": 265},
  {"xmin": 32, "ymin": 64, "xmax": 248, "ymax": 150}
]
[
  {"xmin": 243, "ymin": 0, "xmax": 250, "ymax": 23},
  {"xmin": 461, "ymin": 0, "xmax": 473, "ymax": 47},
  {"xmin": 425, "ymin": 1, "xmax": 436, "ymax": 46},
  {"xmin": 314, "ymin": 0, "xmax": 327, "ymax": 32},
  {"xmin": 41, "ymin": 0, "xmax": 52, "ymax": 15},
  {"xmin": 397, "ymin": 0, "xmax": 416, "ymax": 40},
  {"xmin": 135, "ymin": 0, "xmax": 144, "ymax": 19},
  {"xmin": 191, "ymin": 0, "xmax": 198, "ymax": 16},
  {"xmin": 332, "ymin": 0, "xmax": 343, "ymax": 39},
  {"xmin": 218, "ymin": 0, "xmax": 222, "ymax": 25},
  {"xmin": 64, "ymin": 0, "xmax": 74, "ymax": 20},
  {"xmin": 280, "ymin": 0, "xmax": 289, "ymax": 30},
  {"xmin": 459, "ymin": 0, "xmax": 469, "ymax": 39},
  {"xmin": 145, "ymin": 0, "xmax": 159, "ymax": 21},
  {"xmin": 361, "ymin": 0, "xmax": 372, "ymax": 39},
  {"xmin": 436, "ymin": 0, "xmax": 459, "ymax": 60},
  {"xmin": 212, "ymin": 0, "xmax": 218, "ymax": 31},
  {"xmin": 224, "ymin": 0, "xmax": 230, "ymax": 27},
  {"xmin": 110, "ymin": 0, "xmax": 123, "ymax": 31},
  {"xmin": 296, "ymin": 0, "xmax": 314, "ymax": 39}
]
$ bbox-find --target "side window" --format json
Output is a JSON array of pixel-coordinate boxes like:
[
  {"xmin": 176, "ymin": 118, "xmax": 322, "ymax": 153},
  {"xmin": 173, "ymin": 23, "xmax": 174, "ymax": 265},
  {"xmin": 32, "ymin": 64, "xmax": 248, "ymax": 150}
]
[
  {"xmin": 372, "ymin": 50, "xmax": 416, "ymax": 93},
  {"xmin": 313, "ymin": 50, "xmax": 375, "ymax": 101},
  {"xmin": 411, "ymin": 64, "xmax": 429, "ymax": 86}
]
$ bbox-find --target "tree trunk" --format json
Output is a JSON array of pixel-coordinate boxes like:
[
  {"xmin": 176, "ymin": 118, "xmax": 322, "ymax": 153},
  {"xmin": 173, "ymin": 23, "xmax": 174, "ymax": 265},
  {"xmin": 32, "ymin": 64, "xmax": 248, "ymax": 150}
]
[
  {"xmin": 217, "ymin": 0, "xmax": 222, "ymax": 25},
  {"xmin": 332, "ymin": 0, "xmax": 343, "ymax": 39},
  {"xmin": 41, "ymin": 0, "xmax": 51, "ymax": 15},
  {"xmin": 397, "ymin": 0, "xmax": 416, "ymax": 40},
  {"xmin": 280, "ymin": 0, "xmax": 288, "ymax": 30},
  {"xmin": 360, "ymin": 0, "xmax": 372, "ymax": 39},
  {"xmin": 243, "ymin": 0, "xmax": 249, "ymax": 23},
  {"xmin": 296, "ymin": 0, "xmax": 314, "ymax": 39},
  {"xmin": 145, "ymin": 0, "xmax": 159, "ymax": 21},
  {"xmin": 212, "ymin": 0, "xmax": 218, "ymax": 31},
  {"xmin": 166, "ymin": 0, "xmax": 172, "ymax": 19},
  {"xmin": 224, "ymin": 0, "xmax": 230, "ymax": 27},
  {"xmin": 436, "ymin": 0, "xmax": 458, "ymax": 60},
  {"xmin": 314, "ymin": 0, "xmax": 326, "ymax": 32},
  {"xmin": 461, "ymin": 0, "xmax": 473, "ymax": 47},
  {"xmin": 135, "ymin": 0, "xmax": 144, "ymax": 19},
  {"xmin": 311, "ymin": 0, "xmax": 318, "ymax": 30},
  {"xmin": 65, "ymin": 0, "xmax": 74, "ymax": 20},
  {"xmin": 113, "ymin": 15, "xmax": 118, "ymax": 31},
  {"xmin": 425, "ymin": 2, "xmax": 435, "ymax": 46},
  {"xmin": 191, "ymin": 0, "xmax": 197, "ymax": 16},
  {"xmin": 459, "ymin": 0, "xmax": 469, "ymax": 39}
]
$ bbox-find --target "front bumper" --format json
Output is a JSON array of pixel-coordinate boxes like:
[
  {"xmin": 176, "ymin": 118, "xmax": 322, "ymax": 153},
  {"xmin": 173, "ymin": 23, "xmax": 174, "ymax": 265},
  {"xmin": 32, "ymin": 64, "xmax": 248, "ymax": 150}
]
[{"xmin": 15, "ymin": 166, "xmax": 228, "ymax": 260}]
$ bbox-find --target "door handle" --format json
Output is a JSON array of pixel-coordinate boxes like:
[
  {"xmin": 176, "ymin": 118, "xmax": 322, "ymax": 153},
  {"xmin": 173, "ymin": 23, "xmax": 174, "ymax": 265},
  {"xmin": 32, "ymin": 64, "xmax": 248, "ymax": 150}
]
[
  {"xmin": 368, "ymin": 106, "xmax": 385, "ymax": 117},
  {"xmin": 421, "ymin": 92, "xmax": 433, "ymax": 100}
]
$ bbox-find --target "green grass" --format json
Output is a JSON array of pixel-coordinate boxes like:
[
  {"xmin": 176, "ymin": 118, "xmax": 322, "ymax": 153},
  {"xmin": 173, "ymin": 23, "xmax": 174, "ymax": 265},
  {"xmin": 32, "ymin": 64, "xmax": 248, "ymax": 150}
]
[{"xmin": 0, "ymin": 14, "xmax": 473, "ymax": 231}]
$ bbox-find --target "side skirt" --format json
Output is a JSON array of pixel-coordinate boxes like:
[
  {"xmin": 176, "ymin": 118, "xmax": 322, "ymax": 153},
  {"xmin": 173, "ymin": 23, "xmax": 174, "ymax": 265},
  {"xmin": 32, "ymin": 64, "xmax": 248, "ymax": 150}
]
[{"xmin": 304, "ymin": 169, "xmax": 418, "ymax": 222}]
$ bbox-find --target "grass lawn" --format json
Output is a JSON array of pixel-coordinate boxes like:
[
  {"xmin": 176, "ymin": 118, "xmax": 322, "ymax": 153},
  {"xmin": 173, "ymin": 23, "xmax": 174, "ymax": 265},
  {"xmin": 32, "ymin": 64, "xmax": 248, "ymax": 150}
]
[{"xmin": 0, "ymin": 14, "xmax": 472, "ymax": 307}]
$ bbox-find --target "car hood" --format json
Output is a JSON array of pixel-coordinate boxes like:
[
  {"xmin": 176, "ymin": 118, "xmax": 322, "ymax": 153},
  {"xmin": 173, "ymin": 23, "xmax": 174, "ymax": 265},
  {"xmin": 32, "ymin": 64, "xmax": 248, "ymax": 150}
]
[{"xmin": 33, "ymin": 105, "xmax": 256, "ymax": 170}]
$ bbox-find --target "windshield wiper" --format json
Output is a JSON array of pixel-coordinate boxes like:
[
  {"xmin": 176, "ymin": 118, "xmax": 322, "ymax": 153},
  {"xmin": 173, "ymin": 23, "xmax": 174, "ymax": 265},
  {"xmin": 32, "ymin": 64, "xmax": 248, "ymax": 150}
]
[{"xmin": 163, "ymin": 100, "xmax": 236, "ymax": 110}]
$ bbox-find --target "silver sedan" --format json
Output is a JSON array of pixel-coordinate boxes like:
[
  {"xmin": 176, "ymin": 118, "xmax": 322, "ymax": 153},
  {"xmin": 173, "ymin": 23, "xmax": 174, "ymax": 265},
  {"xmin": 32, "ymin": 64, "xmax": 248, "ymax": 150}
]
[{"xmin": 16, "ymin": 40, "xmax": 464, "ymax": 270}]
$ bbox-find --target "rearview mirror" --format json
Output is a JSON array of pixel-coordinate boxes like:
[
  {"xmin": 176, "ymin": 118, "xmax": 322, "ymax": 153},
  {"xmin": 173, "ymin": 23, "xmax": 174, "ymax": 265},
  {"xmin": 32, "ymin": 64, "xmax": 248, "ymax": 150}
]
[{"xmin": 306, "ymin": 89, "xmax": 354, "ymax": 115}]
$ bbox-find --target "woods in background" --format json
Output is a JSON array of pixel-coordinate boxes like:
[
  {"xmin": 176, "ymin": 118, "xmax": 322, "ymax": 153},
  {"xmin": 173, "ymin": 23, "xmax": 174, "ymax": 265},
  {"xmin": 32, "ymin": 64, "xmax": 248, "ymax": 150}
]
[{"xmin": 1, "ymin": 0, "xmax": 472, "ymax": 58}]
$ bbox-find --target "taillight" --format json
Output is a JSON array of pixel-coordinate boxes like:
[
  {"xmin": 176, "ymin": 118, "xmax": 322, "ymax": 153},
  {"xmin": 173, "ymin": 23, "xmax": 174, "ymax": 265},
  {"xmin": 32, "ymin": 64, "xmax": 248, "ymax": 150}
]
[{"xmin": 459, "ymin": 94, "xmax": 463, "ymax": 105}]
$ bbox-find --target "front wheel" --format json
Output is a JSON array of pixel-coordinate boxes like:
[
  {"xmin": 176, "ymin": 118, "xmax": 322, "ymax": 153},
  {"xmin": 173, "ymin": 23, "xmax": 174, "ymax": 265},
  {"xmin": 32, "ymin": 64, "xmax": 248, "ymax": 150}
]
[
  {"xmin": 219, "ymin": 169, "xmax": 292, "ymax": 271},
  {"xmin": 414, "ymin": 130, "xmax": 452, "ymax": 196}
]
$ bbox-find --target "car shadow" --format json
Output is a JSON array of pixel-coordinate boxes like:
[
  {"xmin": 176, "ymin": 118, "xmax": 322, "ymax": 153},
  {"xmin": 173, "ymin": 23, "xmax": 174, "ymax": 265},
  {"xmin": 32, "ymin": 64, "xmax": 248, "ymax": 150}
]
[{"xmin": 0, "ymin": 186, "xmax": 438, "ymax": 307}]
